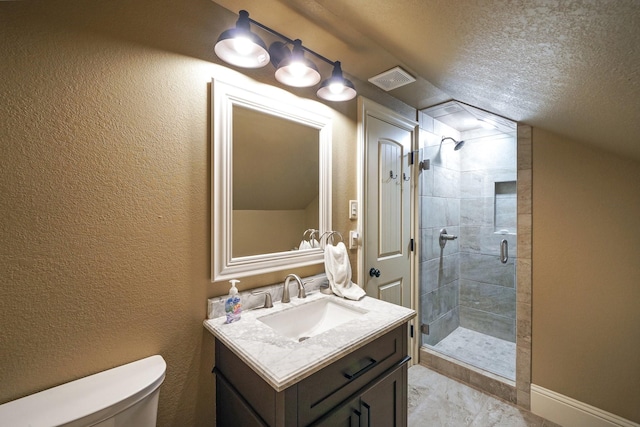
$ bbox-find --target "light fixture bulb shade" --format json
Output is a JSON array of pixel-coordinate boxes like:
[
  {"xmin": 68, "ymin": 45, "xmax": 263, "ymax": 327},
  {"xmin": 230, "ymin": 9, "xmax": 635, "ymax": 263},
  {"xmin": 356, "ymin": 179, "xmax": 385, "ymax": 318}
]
[
  {"xmin": 214, "ymin": 10, "xmax": 270, "ymax": 68},
  {"xmin": 274, "ymin": 40, "xmax": 321, "ymax": 87},
  {"xmin": 317, "ymin": 61, "xmax": 357, "ymax": 101}
]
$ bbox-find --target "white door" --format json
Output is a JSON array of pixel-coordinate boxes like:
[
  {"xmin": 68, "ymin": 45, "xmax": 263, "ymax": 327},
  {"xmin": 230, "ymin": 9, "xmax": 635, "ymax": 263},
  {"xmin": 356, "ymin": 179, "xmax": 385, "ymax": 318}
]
[{"xmin": 358, "ymin": 98, "xmax": 417, "ymax": 356}]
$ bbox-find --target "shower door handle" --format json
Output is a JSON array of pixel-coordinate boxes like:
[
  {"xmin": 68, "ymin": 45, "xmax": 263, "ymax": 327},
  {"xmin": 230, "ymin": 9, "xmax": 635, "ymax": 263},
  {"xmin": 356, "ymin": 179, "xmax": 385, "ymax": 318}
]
[{"xmin": 500, "ymin": 239, "xmax": 508, "ymax": 264}]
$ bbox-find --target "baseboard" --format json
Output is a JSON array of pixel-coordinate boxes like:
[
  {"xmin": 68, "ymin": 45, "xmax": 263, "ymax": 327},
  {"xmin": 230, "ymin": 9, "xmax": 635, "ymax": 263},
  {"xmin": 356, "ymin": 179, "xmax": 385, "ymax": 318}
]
[{"xmin": 531, "ymin": 384, "xmax": 639, "ymax": 427}]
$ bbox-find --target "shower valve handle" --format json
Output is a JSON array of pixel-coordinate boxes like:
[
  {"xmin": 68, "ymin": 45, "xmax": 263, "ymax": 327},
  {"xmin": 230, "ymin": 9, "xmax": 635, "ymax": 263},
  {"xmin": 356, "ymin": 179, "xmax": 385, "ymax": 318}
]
[{"xmin": 439, "ymin": 228, "xmax": 458, "ymax": 249}]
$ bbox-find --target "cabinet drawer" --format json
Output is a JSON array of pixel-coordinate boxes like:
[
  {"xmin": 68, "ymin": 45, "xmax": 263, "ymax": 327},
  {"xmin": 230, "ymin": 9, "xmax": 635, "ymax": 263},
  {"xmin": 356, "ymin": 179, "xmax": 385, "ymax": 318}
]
[
  {"xmin": 311, "ymin": 359, "xmax": 409, "ymax": 427},
  {"xmin": 297, "ymin": 324, "xmax": 407, "ymax": 426}
]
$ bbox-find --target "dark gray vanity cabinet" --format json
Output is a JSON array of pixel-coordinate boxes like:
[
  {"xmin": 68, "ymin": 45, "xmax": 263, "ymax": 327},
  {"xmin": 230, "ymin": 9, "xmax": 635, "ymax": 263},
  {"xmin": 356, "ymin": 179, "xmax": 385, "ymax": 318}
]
[
  {"xmin": 214, "ymin": 323, "xmax": 409, "ymax": 427},
  {"xmin": 312, "ymin": 362, "xmax": 407, "ymax": 426}
]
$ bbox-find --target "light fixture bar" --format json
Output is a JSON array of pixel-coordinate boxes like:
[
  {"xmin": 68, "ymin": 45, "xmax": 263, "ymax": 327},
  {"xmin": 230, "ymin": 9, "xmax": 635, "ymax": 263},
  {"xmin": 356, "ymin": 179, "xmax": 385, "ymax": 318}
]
[
  {"xmin": 246, "ymin": 17, "xmax": 336, "ymax": 69},
  {"xmin": 215, "ymin": 10, "xmax": 357, "ymax": 101}
]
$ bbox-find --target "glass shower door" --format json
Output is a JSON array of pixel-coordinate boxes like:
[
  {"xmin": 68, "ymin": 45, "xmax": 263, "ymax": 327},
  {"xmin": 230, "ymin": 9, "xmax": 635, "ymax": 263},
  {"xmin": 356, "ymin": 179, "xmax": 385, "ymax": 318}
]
[{"xmin": 418, "ymin": 104, "xmax": 517, "ymax": 381}]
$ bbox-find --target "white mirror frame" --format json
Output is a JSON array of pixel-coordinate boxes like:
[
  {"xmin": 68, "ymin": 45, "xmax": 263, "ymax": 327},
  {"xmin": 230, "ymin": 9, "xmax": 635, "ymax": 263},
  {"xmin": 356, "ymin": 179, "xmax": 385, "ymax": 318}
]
[{"xmin": 212, "ymin": 77, "xmax": 332, "ymax": 282}]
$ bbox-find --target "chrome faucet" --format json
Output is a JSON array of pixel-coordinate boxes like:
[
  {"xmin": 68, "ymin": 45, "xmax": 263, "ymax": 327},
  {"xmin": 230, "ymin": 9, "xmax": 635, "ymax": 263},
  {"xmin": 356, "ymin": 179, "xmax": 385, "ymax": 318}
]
[
  {"xmin": 251, "ymin": 290, "xmax": 273, "ymax": 309},
  {"xmin": 281, "ymin": 274, "xmax": 306, "ymax": 303}
]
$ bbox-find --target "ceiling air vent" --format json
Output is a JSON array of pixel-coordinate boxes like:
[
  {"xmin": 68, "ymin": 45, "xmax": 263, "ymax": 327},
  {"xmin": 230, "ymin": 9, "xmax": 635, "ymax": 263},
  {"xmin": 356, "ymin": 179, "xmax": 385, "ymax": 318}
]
[{"xmin": 368, "ymin": 66, "xmax": 416, "ymax": 91}]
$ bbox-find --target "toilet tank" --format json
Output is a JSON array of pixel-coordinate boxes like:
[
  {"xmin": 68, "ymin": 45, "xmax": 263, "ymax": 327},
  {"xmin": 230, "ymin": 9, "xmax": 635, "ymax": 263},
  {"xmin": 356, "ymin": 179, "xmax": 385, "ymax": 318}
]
[{"xmin": 0, "ymin": 355, "xmax": 166, "ymax": 427}]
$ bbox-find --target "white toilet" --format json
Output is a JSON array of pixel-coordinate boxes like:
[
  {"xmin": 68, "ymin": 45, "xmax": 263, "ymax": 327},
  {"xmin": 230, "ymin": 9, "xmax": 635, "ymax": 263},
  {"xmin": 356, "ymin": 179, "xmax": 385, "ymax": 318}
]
[{"xmin": 0, "ymin": 355, "xmax": 166, "ymax": 427}]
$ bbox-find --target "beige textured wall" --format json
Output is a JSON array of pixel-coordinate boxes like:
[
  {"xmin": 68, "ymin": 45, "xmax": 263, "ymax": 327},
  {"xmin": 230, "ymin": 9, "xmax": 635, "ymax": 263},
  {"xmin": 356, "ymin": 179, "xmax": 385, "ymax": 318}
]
[
  {"xmin": 0, "ymin": 1, "xmax": 363, "ymax": 425},
  {"xmin": 532, "ymin": 128, "xmax": 640, "ymax": 423},
  {"xmin": 17, "ymin": 0, "xmax": 638, "ymax": 426}
]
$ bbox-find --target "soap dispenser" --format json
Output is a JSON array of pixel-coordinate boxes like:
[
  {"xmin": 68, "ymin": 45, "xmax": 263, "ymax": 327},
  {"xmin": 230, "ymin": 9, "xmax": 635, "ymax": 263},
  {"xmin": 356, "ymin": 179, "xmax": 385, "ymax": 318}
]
[{"xmin": 224, "ymin": 279, "xmax": 242, "ymax": 324}]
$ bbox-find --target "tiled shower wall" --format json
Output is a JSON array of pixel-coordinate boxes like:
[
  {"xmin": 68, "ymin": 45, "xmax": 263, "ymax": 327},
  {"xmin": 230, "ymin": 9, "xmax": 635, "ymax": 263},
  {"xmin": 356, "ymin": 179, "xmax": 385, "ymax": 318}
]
[
  {"xmin": 459, "ymin": 128, "xmax": 517, "ymax": 342},
  {"xmin": 419, "ymin": 115, "xmax": 518, "ymax": 346}
]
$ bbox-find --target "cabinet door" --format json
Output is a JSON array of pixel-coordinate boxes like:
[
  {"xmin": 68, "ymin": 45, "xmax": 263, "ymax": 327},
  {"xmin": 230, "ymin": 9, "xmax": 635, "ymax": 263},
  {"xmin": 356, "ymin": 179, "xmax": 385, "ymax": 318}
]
[
  {"xmin": 312, "ymin": 396, "xmax": 361, "ymax": 427},
  {"xmin": 360, "ymin": 364, "xmax": 407, "ymax": 427},
  {"xmin": 216, "ymin": 373, "xmax": 268, "ymax": 427}
]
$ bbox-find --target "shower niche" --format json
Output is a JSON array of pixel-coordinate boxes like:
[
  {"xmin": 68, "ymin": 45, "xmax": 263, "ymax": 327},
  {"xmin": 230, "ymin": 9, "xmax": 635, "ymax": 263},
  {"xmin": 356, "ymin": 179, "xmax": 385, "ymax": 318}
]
[{"xmin": 495, "ymin": 181, "xmax": 517, "ymax": 234}]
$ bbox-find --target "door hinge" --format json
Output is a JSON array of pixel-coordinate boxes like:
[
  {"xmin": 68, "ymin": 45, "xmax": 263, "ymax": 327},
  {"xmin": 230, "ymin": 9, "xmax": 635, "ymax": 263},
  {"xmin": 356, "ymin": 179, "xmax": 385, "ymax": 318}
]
[
  {"xmin": 410, "ymin": 238, "xmax": 415, "ymax": 252},
  {"xmin": 409, "ymin": 150, "xmax": 419, "ymax": 165},
  {"xmin": 410, "ymin": 324, "xmax": 414, "ymax": 338},
  {"xmin": 410, "ymin": 150, "xmax": 430, "ymax": 170}
]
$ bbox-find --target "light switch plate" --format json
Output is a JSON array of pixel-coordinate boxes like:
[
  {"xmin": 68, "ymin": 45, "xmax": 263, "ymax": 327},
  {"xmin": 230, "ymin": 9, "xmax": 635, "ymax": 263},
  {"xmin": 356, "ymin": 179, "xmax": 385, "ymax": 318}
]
[
  {"xmin": 349, "ymin": 230, "xmax": 359, "ymax": 249},
  {"xmin": 349, "ymin": 200, "xmax": 358, "ymax": 219}
]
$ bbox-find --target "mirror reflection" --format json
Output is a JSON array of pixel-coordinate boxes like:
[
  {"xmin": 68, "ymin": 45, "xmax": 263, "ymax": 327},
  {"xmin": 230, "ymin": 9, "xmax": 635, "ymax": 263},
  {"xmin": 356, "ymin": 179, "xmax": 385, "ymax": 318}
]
[
  {"xmin": 211, "ymin": 76, "xmax": 331, "ymax": 282},
  {"xmin": 232, "ymin": 106, "xmax": 320, "ymax": 257}
]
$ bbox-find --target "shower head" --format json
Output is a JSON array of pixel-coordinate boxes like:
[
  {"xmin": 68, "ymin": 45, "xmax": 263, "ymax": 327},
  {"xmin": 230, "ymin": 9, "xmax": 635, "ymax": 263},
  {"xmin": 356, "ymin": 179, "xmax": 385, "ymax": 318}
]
[{"xmin": 440, "ymin": 136, "xmax": 465, "ymax": 151}]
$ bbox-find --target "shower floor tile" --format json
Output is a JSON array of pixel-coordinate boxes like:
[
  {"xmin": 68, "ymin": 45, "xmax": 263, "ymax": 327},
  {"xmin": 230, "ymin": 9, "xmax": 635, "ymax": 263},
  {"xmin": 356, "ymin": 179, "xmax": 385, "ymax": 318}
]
[{"xmin": 429, "ymin": 327, "xmax": 515, "ymax": 380}]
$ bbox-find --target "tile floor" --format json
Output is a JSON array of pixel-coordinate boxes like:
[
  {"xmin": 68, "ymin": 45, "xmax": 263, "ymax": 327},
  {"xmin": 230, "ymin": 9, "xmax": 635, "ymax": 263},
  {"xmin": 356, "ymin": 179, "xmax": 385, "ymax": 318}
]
[
  {"xmin": 408, "ymin": 364, "xmax": 561, "ymax": 427},
  {"xmin": 427, "ymin": 327, "xmax": 516, "ymax": 380}
]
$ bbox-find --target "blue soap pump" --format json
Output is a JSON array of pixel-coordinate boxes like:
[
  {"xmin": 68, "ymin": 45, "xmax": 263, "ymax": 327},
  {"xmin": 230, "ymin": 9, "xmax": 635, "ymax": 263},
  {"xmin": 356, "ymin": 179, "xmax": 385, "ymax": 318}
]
[{"xmin": 224, "ymin": 279, "xmax": 242, "ymax": 324}]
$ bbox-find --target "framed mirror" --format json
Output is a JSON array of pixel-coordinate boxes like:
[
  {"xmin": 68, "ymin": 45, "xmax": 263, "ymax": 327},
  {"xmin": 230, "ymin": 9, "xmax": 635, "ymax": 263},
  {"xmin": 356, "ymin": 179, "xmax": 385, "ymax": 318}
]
[{"xmin": 212, "ymin": 77, "xmax": 332, "ymax": 281}]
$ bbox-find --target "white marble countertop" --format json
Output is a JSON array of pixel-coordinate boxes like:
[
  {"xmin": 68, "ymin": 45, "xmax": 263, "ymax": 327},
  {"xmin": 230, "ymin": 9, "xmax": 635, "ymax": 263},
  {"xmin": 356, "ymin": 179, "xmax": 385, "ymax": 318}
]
[{"xmin": 203, "ymin": 291, "xmax": 415, "ymax": 392}]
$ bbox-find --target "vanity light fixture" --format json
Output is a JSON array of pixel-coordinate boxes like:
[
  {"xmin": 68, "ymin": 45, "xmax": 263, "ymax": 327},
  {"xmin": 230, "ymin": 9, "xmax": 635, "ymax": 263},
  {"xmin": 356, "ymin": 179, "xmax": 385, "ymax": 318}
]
[
  {"xmin": 215, "ymin": 10, "xmax": 356, "ymax": 101},
  {"xmin": 273, "ymin": 39, "xmax": 321, "ymax": 87},
  {"xmin": 316, "ymin": 62, "xmax": 357, "ymax": 102},
  {"xmin": 214, "ymin": 10, "xmax": 270, "ymax": 68}
]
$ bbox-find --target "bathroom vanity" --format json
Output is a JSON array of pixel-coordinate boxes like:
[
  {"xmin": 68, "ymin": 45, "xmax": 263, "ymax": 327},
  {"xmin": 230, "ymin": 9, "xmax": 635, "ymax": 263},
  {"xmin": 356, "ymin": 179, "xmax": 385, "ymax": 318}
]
[{"xmin": 204, "ymin": 292, "xmax": 415, "ymax": 426}]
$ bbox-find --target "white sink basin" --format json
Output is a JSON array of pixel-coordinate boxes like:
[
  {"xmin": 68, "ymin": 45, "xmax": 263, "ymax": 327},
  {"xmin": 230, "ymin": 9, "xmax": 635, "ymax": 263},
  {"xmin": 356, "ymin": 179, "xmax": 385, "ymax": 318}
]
[{"xmin": 258, "ymin": 298, "xmax": 367, "ymax": 341}]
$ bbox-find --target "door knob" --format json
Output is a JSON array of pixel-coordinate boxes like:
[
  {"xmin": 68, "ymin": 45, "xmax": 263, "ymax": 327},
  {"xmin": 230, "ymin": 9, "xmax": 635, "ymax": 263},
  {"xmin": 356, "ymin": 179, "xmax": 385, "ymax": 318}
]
[{"xmin": 369, "ymin": 268, "xmax": 381, "ymax": 277}]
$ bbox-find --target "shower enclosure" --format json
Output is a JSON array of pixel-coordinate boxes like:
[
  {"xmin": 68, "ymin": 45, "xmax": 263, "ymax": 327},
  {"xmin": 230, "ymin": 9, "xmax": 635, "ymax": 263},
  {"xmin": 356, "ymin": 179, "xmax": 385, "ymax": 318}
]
[{"xmin": 418, "ymin": 101, "xmax": 518, "ymax": 381}]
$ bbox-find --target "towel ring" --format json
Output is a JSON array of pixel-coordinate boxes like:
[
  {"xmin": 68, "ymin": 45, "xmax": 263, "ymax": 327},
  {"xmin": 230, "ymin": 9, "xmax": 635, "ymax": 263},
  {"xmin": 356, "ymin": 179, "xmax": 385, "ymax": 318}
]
[
  {"xmin": 329, "ymin": 231, "xmax": 343, "ymax": 244},
  {"xmin": 320, "ymin": 230, "xmax": 343, "ymax": 248},
  {"xmin": 303, "ymin": 228, "xmax": 317, "ymax": 240}
]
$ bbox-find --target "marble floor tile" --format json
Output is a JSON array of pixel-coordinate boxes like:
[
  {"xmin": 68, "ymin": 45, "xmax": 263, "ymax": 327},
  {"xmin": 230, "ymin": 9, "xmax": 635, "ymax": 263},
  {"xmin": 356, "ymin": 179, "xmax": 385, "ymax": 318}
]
[
  {"xmin": 409, "ymin": 365, "xmax": 488, "ymax": 426},
  {"xmin": 428, "ymin": 327, "xmax": 516, "ymax": 380},
  {"xmin": 408, "ymin": 365, "xmax": 561, "ymax": 427}
]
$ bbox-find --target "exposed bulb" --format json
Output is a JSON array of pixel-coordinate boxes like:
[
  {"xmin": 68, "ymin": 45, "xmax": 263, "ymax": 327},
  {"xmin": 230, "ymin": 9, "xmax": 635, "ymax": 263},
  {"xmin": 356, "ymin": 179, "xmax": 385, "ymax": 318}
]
[
  {"xmin": 288, "ymin": 61, "xmax": 308, "ymax": 78},
  {"xmin": 328, "ymin": 82, "xmax": 345, "ymax": 94},
  {"xmin": 233, "ymin": 37, "xmax": 254, "ymax": 55}
]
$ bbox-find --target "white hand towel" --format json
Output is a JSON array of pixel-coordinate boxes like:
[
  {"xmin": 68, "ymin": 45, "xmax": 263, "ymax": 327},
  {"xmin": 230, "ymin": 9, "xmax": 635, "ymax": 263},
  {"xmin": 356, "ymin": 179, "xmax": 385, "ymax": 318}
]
[
  {"xmin": 324, "ymin": 242, "xmax": 366, "ymax": 300},
  {"xmin": 299, "ymin": 240, "xmax": 312, "ymax": 250}
]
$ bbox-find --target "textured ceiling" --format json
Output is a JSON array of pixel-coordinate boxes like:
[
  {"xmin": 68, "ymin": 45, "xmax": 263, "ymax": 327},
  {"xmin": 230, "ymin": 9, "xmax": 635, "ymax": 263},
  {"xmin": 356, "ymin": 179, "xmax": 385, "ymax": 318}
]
[{"xmin": 212, "ymin": 0, "xmax": 640, "ymax": 160}]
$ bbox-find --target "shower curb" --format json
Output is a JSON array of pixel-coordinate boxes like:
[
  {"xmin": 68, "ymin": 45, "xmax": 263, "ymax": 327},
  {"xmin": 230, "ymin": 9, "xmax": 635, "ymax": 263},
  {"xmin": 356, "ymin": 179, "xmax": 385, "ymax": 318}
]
[{"xmin": 419, "ymin": 347, "xmax": 517, "ymax": 405}]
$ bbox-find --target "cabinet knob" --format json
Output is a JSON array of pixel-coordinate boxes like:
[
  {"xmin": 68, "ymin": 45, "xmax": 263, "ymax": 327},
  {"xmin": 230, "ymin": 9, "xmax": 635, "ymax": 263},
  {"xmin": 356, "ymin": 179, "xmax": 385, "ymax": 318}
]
[{"xmin": 369, "ymin": 268, "xmax": 381, "ymax": 278}]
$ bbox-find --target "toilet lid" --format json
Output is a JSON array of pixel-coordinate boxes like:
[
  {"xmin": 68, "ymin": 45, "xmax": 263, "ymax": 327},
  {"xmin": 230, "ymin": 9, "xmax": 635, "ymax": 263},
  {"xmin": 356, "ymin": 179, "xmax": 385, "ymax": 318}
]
[{"xmin": 0, "ymin": 355, "xmax": 166, "ymax": 426}]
